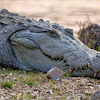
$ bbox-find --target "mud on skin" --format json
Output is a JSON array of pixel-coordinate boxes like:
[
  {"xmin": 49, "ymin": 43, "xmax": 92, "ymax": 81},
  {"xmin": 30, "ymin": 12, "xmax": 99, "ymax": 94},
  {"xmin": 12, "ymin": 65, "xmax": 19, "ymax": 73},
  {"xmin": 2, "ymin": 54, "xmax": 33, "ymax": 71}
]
[{"xmin": 0, "ymin": 9, "xmax": 100, "ymax": 77}]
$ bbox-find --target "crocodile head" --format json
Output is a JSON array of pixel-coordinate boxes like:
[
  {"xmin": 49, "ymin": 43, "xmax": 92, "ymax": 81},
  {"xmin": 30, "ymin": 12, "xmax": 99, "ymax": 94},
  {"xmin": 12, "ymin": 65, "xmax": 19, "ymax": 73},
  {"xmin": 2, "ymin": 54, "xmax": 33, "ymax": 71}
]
[
  {"xmin": 9, "ymin": 19, "xmax": 100, "ymax": 77},
  {"xmin": 0, "ymin": 9, "xmax": 100, "ymax": 78}
]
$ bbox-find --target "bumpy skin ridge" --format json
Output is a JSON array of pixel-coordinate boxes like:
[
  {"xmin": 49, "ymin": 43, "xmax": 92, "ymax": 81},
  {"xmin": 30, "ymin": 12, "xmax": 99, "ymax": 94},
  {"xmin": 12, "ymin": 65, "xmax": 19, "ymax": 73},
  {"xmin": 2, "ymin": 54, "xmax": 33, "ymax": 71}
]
[
  {"xmin": 0, "ymin": 9, "xmax": 100, "ymax": 77},
  {"xmin": 0, "ymin": 9, "xmax": 71, "ymax": 69}
]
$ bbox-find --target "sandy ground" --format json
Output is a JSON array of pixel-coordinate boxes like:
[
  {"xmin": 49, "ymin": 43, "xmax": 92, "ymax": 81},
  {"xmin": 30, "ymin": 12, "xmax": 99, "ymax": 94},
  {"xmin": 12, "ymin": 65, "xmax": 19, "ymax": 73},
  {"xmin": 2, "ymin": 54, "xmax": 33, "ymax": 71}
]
[{"xmin": 0, "ymin": 0, "xmax": 100, "ymax": 36}]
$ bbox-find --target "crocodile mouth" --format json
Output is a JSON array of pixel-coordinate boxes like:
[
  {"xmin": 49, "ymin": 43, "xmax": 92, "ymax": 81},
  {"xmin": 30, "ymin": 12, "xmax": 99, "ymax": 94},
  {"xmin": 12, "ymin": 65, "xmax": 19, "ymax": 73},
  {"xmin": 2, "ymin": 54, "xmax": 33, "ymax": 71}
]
[
  {"xmin": 10, "ymin": 35, "xmax": 68, "ymax": 64},
  {"xmin": 32, "ymin": 48, "xmax": 95, "ymax": 77},
  {"xmin": 12, "ymin": 41, "xmax": 68, "ymax": 65},
  {"xmin": 42, "ymin": 52, "xmax": 68, "ymax": 65},
  {"xmin": 10, "ymin": 36, "xmax": 98, "ymax": 77},
  {"xmin": 41, "ymin": 52, "xmax": 98, "ymax": 77}
]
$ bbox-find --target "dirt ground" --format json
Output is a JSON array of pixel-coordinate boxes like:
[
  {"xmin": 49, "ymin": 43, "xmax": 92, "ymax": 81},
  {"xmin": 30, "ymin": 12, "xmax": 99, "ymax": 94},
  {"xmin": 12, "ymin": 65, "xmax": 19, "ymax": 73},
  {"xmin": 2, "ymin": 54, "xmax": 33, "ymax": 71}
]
[
  {"xmin": 0, "ymin": 0, "xmax": 100, "ymax": 36},
  {"xmin": 0, "ymin": 69, "xmax": 100, "ymax": 100}
]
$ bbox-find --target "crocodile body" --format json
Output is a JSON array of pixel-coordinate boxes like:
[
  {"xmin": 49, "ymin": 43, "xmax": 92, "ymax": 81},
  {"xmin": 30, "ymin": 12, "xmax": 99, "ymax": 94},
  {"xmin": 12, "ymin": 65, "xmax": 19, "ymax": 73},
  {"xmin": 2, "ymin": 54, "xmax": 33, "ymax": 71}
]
[{"xmin": 0, "ymin": 9, "xmax": 100, "ymax": 77}]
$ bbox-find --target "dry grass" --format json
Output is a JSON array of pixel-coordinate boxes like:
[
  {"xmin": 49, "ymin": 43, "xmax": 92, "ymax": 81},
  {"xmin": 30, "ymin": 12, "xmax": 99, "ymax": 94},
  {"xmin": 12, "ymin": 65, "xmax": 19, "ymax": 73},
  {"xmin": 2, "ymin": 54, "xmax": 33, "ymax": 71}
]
[{"xmin": 0, "ymin": 68, "xmax": 99, "ymax": 100}]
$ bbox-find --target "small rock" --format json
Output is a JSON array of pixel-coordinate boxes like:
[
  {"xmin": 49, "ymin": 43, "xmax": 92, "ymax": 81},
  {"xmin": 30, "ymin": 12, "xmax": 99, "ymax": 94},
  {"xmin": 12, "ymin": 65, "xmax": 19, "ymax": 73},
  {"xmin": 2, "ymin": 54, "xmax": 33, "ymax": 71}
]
[
  {"xmin": 30, "ymin": 94, "xmax": 37, "ymax": 99},
  {"xmin": 3, "ymin": 68, "xmax": 5, "ymax": 70},
  {"xmin": 98, "ymin": 85, "xmax": 100, "ymax": 89},
  {"xmin": 8, "ymin": 72, "xmax": 12, "ymax": 76},
  {"xmin": 17, "ymin": 93, "xmax": 22, "ymax": 99},
  {"xmin": 80, "ymin": 94, "xmax": 89, "ymax": 100},
  {"xmin": 47, "ymin": 67, "xmax": 65, "ymax": 81},
  {"xmin": 46, "ymin": 89, "xmax": 53, "ymax": 94},
  {"xmin": 31, "ymin": 91, "xmax": 38, "ymax": 99},
  {"xmin": 84, "ymin": 90, "xmax": 93, "ymax": 95},
  {"xmin": 0, "ymin": 96, "xmax": 5, "ymax": 100},
  {"xmin": 11, "ymin": 93, "xmax": 17, "ymax": 96}
]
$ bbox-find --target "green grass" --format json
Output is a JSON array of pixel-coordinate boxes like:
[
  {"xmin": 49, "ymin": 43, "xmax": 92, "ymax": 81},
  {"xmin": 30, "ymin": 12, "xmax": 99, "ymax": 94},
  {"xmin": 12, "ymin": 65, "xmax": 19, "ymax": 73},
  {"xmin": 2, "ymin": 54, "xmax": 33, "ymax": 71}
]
[
  {"xmin": 24, "ymin": 78, "xmax": 37, "ymax": 86},
  {"xmin": 21, "ymin": 93, "xmax": 33, "ymax": 99},
  {"xmin": 12, "ymin": 94, "xmax": 17, "ymax": 99},
  {"xmin": 96, "ymin": 46, "xmax": 100, "ymax": 51},
  {"xmin": 65, "ymin": 73, "xmax": 72, "ymax": 77},
  {"xmin": 1, "ymin": 80, "xmax": 13, "ymax": 88},
  {"xmin": 50, "ymin": 80, "xmax": 55, "ymax": 91}
]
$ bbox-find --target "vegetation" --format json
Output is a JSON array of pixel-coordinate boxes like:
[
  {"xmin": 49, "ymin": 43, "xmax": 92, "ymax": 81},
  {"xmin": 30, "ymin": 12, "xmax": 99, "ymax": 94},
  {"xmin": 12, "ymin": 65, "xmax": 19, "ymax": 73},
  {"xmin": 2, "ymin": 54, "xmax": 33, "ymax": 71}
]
[
  {"xmin": 78, "ymin": 23, "xmax": 100, "ymax": 52},
  {"xmin": 1, "ymin": 80, "xmax": 13, "ymax": 88},
  {"xmin": 23, "ymin": 77, "xmax": 37, "ymax": 86},
  {"xmin": 21, "ymin": 93, "xmax": 33, "ymax": 99},
  {"xmin": 65, "ymin": 73, "xmax": 72, "ymax": 77},
  {"xmin": 0, "ymin": 67, "xmax": 99, "ymax": 99}
]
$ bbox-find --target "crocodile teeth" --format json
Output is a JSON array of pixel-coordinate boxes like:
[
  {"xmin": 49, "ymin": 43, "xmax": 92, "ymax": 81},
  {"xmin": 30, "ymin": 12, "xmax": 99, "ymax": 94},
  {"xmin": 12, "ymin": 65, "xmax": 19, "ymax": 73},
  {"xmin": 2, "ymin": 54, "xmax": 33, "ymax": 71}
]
[
  {"xmin": 69, "ymin": 69, "xmax": 74, "ymax": 74},
  {"xmin": 88, "ymin": 62, "xmax": 92, "ymax": 71},
  {"xmin": 88, "ymin": 62, "xmax": 90, "ymax": 69},
  {"xmin": 94, "ymin": 72, "xmax": 98, "ymax": 77}
]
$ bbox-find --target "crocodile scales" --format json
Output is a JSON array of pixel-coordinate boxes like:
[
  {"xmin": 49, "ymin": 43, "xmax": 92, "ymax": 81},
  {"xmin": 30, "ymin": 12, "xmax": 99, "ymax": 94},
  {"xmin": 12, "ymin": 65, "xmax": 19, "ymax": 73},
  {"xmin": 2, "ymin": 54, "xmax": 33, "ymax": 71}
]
[{"xmin": 0, "ymin": 9, "xmax": 100, "ymax": 77}]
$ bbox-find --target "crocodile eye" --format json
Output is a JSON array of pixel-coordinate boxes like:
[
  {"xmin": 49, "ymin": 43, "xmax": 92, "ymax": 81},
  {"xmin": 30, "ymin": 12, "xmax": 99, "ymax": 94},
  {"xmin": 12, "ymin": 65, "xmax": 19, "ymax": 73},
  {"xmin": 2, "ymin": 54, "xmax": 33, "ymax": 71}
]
[{"xmin": 48, "ymin": 29, "xmax": 58, "ymax": 37}]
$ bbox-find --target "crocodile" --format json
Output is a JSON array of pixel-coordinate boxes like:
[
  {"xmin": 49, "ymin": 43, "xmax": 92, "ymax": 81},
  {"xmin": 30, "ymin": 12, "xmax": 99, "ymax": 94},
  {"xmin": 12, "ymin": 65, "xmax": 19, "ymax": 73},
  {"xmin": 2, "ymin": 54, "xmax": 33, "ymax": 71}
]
[{"xmin": 0, "ymin": 9, "xmax": 100, "ymax": 78}]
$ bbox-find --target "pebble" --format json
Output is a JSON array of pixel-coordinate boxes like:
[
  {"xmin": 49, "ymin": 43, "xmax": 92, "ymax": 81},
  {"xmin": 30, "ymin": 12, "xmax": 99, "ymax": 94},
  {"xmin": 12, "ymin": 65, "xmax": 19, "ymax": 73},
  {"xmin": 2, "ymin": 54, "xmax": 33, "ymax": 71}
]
[
  {"xmin": 84, "ymin": 90, "xmax": 93, "ymax": 95},
  {"xmin": 0, "ymin": 96, "xmax": 5, "ymax": 100},
  {"xmin": 80, "ymin": 94, "xmax": 89, "ymax": 100},
  {"xmin": 46, "ymin": 89, "xmax": 53, "ymax": 94},
  {"xmin": 47, "ymin": 67, "xmax": 65, "ymax": 81}
]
